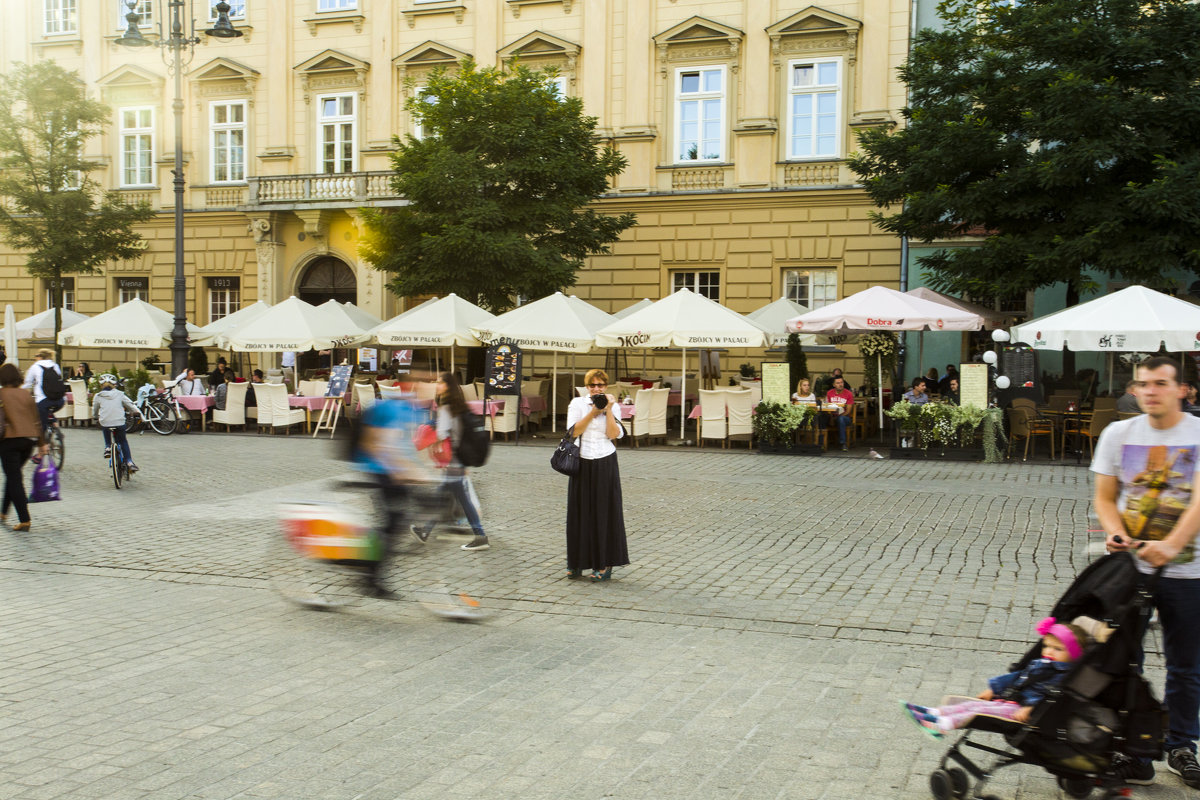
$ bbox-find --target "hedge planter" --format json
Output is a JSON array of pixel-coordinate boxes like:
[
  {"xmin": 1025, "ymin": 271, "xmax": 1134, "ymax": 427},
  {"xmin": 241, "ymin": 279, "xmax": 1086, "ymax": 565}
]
[{"xmin": 757, "ymin": 442, "xmax": 823, "ymax": 456}]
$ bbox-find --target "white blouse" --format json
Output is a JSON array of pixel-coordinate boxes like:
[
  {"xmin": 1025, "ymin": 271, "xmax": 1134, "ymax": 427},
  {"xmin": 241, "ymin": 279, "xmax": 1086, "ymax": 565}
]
[{"xmin": 567, "ymin": 396, "xmax": 623, "ymax": 459}]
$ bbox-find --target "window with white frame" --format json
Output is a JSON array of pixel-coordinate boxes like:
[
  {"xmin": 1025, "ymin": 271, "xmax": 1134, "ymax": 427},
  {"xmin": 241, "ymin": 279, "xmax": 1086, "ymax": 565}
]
[
  {"xmin": 116, "ymin": 276, "xmax": 148, "ymax": 303},
  {"xmin": 412, "ymin": 87, "xmax": 435, "ymax": 140},
  {"xmin": 45, "ymin": 0, "xmax": 77, "ymax": 34},
  {"xmin": 674, "ymin": 66, "xmax": 725, "ymax": 163},
  {"xmin": 44, "ymin": 278, "xmax": 75, "ymax": 311},
  {"xmin": 787, "ymin": 58, "xmax": 842, "ymax": 160},
  {"xmin": 317, "ymin": 0, "xmax": 355, "ymax": 10},
  {"xmin": 209, "ymin": 0, "xmax": 245, "ymax": 19},
  {"xmin": 546, "ymin": 75, "xmax": 568, "ymax": 100},
  {"xmin": 672, "ymin": 271, "xmax": 720, "ymax": 301},
  {"xmin": 784, "ymin": 268, "xmax": 838, "ymax": 309},
  {"xmin": 116, "ymin": 0, "xmax": 152, "ymax": 28},
  {"xmin": 208, "ymin": 277, "xmax": 240, "ymax": 323},
  {"xmin": 210, "ymin": 101, "xmax": 246, "ymax": 183},
  {"xmin": 119, "ymin": 107, "xmax": 154, "ymax": 186},
  {"xmin": 317, "ymin": 94, "xmax": 356, "ymax": 174}
]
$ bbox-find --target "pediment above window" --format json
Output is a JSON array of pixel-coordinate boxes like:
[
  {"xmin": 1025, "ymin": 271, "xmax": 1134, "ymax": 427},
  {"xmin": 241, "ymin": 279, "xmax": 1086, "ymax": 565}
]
[
  {"xmin": 190, "ymin": 57, "xmax": 259, "ymax": 102},
  {"xmin": 766, "ymin": 7, "xmax": 861, "ymax": 62},
  {"xmin": 393, "ymin": 41, "xmax": 471, "ymax": 81},
  {"xmin": 498, "ymin": 30, "xmax": 580, "ymax": 65},
  {"xmin": 97, "ymin": 65, "xmax": 163, "ymax": 104},
  {"xmin": 653, "ymin": 16, "xmax": 744, "ymax": 69},
  {"xmin": 295, "ymin": 50, "xmax": 369, "ymax": 103}
]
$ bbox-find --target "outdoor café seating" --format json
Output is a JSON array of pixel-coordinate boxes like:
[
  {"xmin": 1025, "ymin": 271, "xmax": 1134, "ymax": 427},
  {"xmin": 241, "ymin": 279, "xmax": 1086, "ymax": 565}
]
[
  {"xmin": 212, "ymin": 382, "xmax": 248, "ymax": 432},
  {"xmin": 1007, "ymin": 406, "xmax": 1055, "ymax": 461}
]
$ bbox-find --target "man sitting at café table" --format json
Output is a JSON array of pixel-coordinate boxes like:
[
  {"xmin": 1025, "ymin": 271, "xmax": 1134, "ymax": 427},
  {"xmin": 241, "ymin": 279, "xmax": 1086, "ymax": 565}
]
[
  {"xmin": 825, "ymin": 376, "xmax": 855, "ymax": 451},
  {"xmin": 902, "ymin": 377, "xmax": 932, "ymax": 406},
  {"xmin": 245, "ymin": 369, "xmax": 265, "ymax": 409},
  {"xmin": 173, "ymin": 368, "xmax": 206, "ymax": 396},
  {"xmin": 1116, "ymin": 380, "xmax": 1142, "ymax": 414},
  {"xmin": 944, "ymin": 377, "xmax": 960, "ymax": 405}
]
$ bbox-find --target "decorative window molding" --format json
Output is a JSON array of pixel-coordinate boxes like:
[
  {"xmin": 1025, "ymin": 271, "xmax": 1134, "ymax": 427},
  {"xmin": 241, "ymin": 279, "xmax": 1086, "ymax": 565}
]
[
  {"xmin": 498, "ymin": 31, "xmax": 580, "ymax": 94},
  {"xmin": 209, "ymin": 100, "xmax": 247, "ymax": 183},
  {"xmin": 766, "ymin": 7, "xmax": 861, "ymax": 65},
  {"xmin": 45, "ymin": 0, "xmax": 78, "ymax": 35},
  {"xmin": 315, "ymin": 93, "xmax": 357, "ymax": 174},
  {"xmin": 303, "ymin": 11, "xmax": 364, "ymax": 35},
  {"xmin": 786, "ymin": 56, "xmax": 843, "ymax": 160},
  {"xmin": 392, "ymin": 40, "xmax": 470, "ymax": 83},
  {"xmin": 672, "ymin": 65, "xmax": 726, "ymax": 163},
  {"xmin": 190, "ymin": 57, "xmax": 259, "ymax": 107},
  {"xmin": 294, "ymin": 49, "xmax": 369, "ymax": 104},
  {"xmin": 653, "ymin": 16, "xmax": 744, "ymax": 75},
  {"xmin": 97, "ymin": 64, "xmax": 164, "ymax": 107},
  {"xmin": 401, "ymin": 2, "xmax": 466, "ymax": 28},
  {"xmin": 507, "ymin": 0, "xmax": 573, "ymax": 18}
]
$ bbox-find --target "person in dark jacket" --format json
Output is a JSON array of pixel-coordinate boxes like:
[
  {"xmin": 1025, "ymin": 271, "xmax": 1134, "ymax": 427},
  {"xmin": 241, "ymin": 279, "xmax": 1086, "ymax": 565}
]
[{"xmin": 0, "ymin": 363, "xmax": 48, "ymax": 531}]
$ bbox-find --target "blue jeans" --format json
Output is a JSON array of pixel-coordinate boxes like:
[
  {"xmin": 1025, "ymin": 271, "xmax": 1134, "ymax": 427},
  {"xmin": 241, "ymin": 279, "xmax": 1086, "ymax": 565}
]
[
  {"xmin": 1157, "ymin": 576, "xmax": 1200, "ymax": 753},
  {"xmin": 102, "ymin": 425, "xmax": 132, "ymax": 465},
  {"xmin": 416, "ymin": 472, "xmax": 485, "ymax": 538},
  {"xmin": 833, "ymin": 414, "xmax": 851, "ymax": 445},
  {"xmin": 37, "ymin": 397, "xmax": 63, "ymax": 431}
]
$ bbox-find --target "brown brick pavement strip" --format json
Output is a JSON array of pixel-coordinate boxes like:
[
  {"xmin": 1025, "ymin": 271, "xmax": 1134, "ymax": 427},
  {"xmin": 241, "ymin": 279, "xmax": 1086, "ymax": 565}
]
[{"xmin": 0, "ymin": 430, "xmax": 1189, "ymax": 799}]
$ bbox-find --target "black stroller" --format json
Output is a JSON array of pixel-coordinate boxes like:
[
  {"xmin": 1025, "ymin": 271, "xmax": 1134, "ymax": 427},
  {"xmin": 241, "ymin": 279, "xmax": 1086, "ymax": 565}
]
[{"xmin": 926, "ymin": 552, "xmax": 1166, "ymax": 800}]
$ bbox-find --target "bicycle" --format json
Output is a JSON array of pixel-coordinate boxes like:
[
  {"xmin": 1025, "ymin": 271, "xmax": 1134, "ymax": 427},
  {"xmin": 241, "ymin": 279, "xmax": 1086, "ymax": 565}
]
[
  {"xmin": 106, "ymin": 436, "xmax": 131, "ymax": 489},
  {"xmin": 126, "ymin": 383, "xmax": 178, "ymax": 436},
  {"xmin": 43, "ymin": 419, "xmax": 65, "ymax": 470}
]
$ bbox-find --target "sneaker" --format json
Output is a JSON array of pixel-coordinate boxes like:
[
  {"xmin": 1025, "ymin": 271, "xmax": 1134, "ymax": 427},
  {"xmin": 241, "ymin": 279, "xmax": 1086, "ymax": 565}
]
[
  {"xmin": 409, "ymin": 525, "xmax": 429, "ymax": 544},
  {"xmin": 841, "ymin": 444, "xmax": 849, "ymax": 451},
  {"xmin": 461, "ymin": 537, "xmax": 490, "ymax": 551},
  {"xmin": 1168, "ymin": 747, "xmax": 1200, "ymax": 788},
  {"xmin": 126, "ymin": 463, "xmax": 138, "ymax": 473},
  {"xmin": 901, "ymin": 702, "xmax": 943, "ymax": 740},
  {"xmin": 1113, "ymin": 754, "xmax": 1155, "ymax": 786},
  {"xmin": 103, "ymin": 447, "xmax": 111, "ymax": 458}
]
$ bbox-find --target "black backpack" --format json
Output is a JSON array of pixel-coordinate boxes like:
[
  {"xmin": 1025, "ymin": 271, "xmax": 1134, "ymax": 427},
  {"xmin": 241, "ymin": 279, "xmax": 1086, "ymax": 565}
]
[
  {"xmin": 455, "ymin": 411, "xmax": 491, "ymax": 468},
  {"xmin": 39, "ymin": 364, "xmax": 67, "ymax": 401}
]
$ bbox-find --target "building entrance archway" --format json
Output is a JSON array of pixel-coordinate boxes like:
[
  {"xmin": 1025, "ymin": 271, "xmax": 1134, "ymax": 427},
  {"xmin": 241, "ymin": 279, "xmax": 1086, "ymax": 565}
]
[{"xmin": 294, "ymin": 257, "xmax": 358, "ymax": 375}]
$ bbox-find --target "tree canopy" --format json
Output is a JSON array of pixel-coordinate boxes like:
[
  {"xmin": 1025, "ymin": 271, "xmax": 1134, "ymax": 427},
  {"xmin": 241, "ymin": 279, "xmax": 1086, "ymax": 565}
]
[
  {"xmin": 848, "ymin": 0, "xmax": 1200, "ymax": 298},
  {"xmin": 359, "ymin": 59, "xmax": 636, "ymax": 312}
]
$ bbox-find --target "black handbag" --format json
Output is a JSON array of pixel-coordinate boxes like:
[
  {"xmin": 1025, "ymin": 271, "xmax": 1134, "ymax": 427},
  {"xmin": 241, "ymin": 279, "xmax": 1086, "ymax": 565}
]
[{"xmin": 550, "ymin": 432, "xmax": 580, "ymax": 476}]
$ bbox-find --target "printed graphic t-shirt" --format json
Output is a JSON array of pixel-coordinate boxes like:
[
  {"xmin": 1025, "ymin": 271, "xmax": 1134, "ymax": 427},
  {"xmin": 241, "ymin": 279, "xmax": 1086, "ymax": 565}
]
[{"xmin": 1091, "ymin": 414, "xmax": 1200, "ymax": 578}]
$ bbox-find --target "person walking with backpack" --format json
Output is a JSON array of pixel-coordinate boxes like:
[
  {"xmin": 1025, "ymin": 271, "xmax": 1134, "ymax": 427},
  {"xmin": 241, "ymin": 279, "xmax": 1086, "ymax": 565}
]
[
  {"xmin": 410, "ymin": 373, "xmax": 490, "ymax": 551},
  {"xmin": 22, "ymin": 349, "xmax": 67, "ymax": 432}
]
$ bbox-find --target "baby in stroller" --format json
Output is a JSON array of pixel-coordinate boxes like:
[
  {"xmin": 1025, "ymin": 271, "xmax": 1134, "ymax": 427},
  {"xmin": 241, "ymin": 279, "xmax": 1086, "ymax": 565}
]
[{"xmin": 904, "ymin": 618, "xmax": 1090, "ymax": 737}]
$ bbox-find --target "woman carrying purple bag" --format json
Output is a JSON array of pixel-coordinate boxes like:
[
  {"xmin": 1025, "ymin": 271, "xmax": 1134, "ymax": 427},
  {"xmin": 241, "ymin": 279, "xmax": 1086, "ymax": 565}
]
[{"xmin": 0, "ymin": 363, "xmax": 49, "ymax": 531}]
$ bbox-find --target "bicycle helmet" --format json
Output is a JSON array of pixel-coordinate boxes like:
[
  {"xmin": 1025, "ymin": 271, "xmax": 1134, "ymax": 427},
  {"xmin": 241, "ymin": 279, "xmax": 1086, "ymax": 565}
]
[{"xmin": 98, "ymin": 373, "xmax": 120, "ymax": 388}]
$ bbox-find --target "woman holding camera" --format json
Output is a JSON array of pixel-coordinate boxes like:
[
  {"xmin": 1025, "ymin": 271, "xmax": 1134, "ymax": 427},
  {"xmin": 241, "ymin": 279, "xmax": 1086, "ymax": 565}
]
[{"xmin": 565, "ymin": 368, "xmax": 629, "ymax": 582}]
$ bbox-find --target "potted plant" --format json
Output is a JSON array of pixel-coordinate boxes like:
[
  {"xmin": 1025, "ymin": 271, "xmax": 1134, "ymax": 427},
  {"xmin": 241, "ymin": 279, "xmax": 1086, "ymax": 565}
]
[
  {"xmin": 885, "ymin": 400, "xmax": 922, "ymax": 455},
  {"xmin": 753, "ymin": 402, "xmax": 819, "ymax": 455},
  {"xmin": 739, "ymin": 362, "xmax": 757, "ymax": 380}
]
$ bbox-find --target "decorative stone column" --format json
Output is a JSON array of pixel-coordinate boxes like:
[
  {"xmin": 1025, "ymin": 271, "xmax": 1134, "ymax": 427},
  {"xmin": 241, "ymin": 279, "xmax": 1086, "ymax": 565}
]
[
  {"xmin": 246, "ymin": 213, "xmax": 283, "ymax": 303},
  {"xmin": 345, "ymin": 209, "xmax": 386, "ymax": 318}
]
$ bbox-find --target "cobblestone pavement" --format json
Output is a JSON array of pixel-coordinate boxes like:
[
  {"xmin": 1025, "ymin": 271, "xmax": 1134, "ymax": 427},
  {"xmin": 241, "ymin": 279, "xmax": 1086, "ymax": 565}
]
[{"xmin": 0, "ymin": 429, "xmax": 1191, "ymax": 800}]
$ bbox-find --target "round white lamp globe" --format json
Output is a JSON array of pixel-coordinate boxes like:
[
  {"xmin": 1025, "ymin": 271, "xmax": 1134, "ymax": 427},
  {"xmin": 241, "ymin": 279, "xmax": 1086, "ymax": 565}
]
[
  {"xmin": 982, "ymin": 350, "xmax": 998, "ymax": 365},
  {"xmin": 995, "ymin": 375, "xmax": 1011, "ymax": 390},
  {"xmin": 991, "ymin": 329, "xmax": 1011, "ymax": 343}
]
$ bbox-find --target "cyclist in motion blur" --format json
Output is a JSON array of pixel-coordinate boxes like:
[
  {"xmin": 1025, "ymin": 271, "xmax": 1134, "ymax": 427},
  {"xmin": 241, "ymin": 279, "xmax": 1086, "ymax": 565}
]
[{"xmin": 92, "ymin": 374, "xmax": 145, "ymax": 472}]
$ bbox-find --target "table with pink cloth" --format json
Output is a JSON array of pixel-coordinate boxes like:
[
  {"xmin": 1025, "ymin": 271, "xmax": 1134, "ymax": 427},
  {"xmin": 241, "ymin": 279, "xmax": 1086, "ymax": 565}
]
[
  {"xmin": 289, "ymin": 395, "xmax": 329, "ymax": 433},
  {"xmin": 667, "ymin": 391, "xmax": 697, "ymax": 407},
  {"xmin": 175, "ymin": 395, "xmax": 216, "ymax": 432}
]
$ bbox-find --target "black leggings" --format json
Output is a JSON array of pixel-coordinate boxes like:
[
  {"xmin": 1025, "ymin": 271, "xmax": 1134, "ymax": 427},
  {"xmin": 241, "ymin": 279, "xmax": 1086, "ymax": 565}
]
[{"xmin": 0, "ymin": 438, "xmax": 35, "ymax": 523}]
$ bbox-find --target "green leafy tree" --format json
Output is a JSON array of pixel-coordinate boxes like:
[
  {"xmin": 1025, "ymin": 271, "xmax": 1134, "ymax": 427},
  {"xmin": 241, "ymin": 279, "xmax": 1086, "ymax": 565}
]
[
  {"xmin": 360, "ymin": 59, "xmax": 636, "ymax": 311},
  {"xmin": 849, "ymin": 0, "xmax": 1200, "ymax": 300},
  {"xmin": 0, "ymin": 61, "xmax": 153, "ymax": 361}
]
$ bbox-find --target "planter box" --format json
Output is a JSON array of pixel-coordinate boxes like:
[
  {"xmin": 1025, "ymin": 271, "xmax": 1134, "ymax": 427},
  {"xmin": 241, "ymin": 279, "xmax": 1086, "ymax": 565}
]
[
  {"xmin": 757, "ymin": 442, "xmax": 823, "ymax": 456},
  {"xmin": 889, "ymin": 447, "xmax": 926, "ymax": 460}
]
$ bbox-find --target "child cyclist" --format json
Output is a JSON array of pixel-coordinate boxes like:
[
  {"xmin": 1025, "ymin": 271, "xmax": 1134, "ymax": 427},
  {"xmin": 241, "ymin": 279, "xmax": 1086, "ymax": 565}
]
[
  {"xmin": 903, "ymin": 617, "xmax": 1090, "ymax": 738},
  {"xmin": 91, "ymin": 374, "xmax": 145, "ymax": 472}
]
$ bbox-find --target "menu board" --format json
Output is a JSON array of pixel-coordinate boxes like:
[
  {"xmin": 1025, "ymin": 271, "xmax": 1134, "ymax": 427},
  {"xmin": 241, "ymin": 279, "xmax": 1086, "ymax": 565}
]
[
  {"xmin": 761, "ymin": 362, "xmax": 791, "ymax": 405},
  {"xmin": 959, "ymin": 363, "xmax": 988, "ymax": 409},
  {"xmin": 485, "ymin": 342, "xmax": 522, "ymax": 395},
  {"xmin": 326, "ymin": 364, "xmax": 353, "ymax": 398},
  {"xmin": 998, "ymin": 343, "xmax": 1041, "ymax": 406}
]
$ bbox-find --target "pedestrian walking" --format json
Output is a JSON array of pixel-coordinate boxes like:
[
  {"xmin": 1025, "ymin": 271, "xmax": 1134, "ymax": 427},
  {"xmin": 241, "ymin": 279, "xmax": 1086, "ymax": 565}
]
[
  {"xmin": 1092, "ymin": 355, "xmax": 1200, "ymax": 789},
  {"xmin": 564, "ymin": 368, "xmax": 629, "ymax": 582},
  {"xmin": 410, "ymin": 372, "xmax": 489, "ymax": 551},
  {"xmin": 22, "ymin": 348, "xmax": 65, "ymax": 431},
  {"xmin": 0, "ymin": 363, "xmax": 49, "ymax": 531}
]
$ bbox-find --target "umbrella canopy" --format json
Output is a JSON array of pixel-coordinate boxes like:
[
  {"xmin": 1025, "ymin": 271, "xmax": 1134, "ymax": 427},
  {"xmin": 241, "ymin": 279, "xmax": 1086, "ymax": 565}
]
[
  {"xmin": 785, "ymin": 285, "xmax": 985, "ymax": 334},
  {"xmin": 905, "ymin": 287, "xmax": 1007, "ymax": 330},
  {"xmin": 57, "ymin": 299, "xmax": 201, "ymax": 348},
  {"xmin": 471, "ymin": 292, "xmax": 612, "ymax": 353},
  {"xmin": 191, "ymin": 300, "xmax": 271, "ymax": 348},
  {"xmin": 746, "ymin": 297, "xmax": 817, "ymax": 348},
  {"xmin": 1011, "ymin": 285, "xmax": 1200, "ymax": 351},
  {"xmin": 320, "ymin": 300, "xmax": 383, "ymax": 333},
  {"xmin": 595, "ymin": 288, "xmax": 771, "ymax": 349},
  {"xmin": 373, "ymin": 293, "xmax": 497, "ymax": 347},
  {"xmin": 612, "ymin": 298, "xmax": 654, "ymax": 320},
  {"xmin": 224, "ymin": 296, "xmax": 369, "ymax": 352},
  {"xmin": 2, "ymin": 307, "xmax": 90, "ymax": 341}
]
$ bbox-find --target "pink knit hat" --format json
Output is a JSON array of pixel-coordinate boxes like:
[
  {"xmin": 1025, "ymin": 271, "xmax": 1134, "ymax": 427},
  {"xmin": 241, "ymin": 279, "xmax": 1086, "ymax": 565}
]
[{"xmin": 1036, "ymin": 617, "xmax": 1084, "ymax": 661}]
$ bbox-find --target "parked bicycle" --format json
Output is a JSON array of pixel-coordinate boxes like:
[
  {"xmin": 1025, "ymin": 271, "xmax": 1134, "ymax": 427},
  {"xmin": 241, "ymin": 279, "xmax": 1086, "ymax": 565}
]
[{"xmin": 126, "ymin": 382, "xmax": 178, "ymax": 436}]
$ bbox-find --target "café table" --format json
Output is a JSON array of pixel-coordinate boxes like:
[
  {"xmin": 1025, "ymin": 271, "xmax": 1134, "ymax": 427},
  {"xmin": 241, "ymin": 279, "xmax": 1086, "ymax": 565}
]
[
  {"xmin": 175, "ymin": 394, "xmax": 215, "ymax": 432},
  {"xmin": 289, "ymin": 395, "xmax": 329, "ymax": 434}
]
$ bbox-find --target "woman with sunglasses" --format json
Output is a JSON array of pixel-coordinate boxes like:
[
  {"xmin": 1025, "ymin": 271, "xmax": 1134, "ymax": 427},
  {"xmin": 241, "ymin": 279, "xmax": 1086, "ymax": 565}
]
[{"xmin": 564, "ymin": 368, "xmax": 629, "ymax": 581}]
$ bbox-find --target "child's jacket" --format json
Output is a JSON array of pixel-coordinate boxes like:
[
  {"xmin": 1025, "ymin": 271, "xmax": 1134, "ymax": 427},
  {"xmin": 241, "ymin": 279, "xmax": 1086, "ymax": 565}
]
[{"xmin": 988, "ymin": 658, "xmax": 1072, "ymax": 707}]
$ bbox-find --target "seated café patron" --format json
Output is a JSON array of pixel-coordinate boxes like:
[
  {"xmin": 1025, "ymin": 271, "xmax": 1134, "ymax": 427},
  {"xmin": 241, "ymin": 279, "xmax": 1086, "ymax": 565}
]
[
  {"xmin": 945, "ymin": 377, "xmax": 960, "ymax": 405},
  {"xmin": 825, "ymin": 376, "xmax": 855, "ymax": 451},
  {"xmin": 245, "ymin": 369, "xmax": 265, "ymax": 408},
  {"xmin": 1116, "ymin": 380, "xmax": 1141, "ymax": 414},
  {"xmin": 792, "ymin": 378, "xmax": 816, "ymax": 404},
  {"xmin": 902, "ymin": 377, "xmax": 931, "ymax": 405},
  {"xmin": 174, "ymin": 369, "xmax": 206, "ymax": 396}
]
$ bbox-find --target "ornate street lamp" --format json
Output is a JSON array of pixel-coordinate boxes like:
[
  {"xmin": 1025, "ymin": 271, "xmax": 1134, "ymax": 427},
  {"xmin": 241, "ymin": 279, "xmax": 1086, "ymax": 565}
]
[{"xmin": 116, "ymin": 1, "xmax": 242, "ymax": 377}]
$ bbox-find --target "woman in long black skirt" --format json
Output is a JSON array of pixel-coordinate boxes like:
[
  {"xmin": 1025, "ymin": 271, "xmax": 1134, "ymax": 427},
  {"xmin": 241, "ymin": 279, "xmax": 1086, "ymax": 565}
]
[{"xmin": 565, "ymin": 368, "xmax": 629, "ymax": 581}]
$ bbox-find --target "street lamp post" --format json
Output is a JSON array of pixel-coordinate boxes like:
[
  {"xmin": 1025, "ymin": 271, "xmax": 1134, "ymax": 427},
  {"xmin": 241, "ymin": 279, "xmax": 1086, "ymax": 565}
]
[{"xmin": 117, "ymin": 1, "xmax": 242, "ymax": 377}]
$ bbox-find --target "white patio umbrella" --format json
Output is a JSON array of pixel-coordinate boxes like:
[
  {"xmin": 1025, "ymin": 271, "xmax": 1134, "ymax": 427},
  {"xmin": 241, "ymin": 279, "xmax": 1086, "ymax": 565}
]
[
  {"xmin": 612, "ymin": 298, "xmax": 654, "ymax": 320},
  {"xmin": 786, "ymin": 285, "xmax": 986, "ymax": 429},
  {"xmin": 371, "ymin": 293, "xmax": 497, "ymax": 373},
  {"xmin": 321, "ymin": 300, "xmax": 383, "ymax": 332},
  {"xmin": 2, "ymin": 307, "xmax": 90, "ymax": 342},
  {"xmin": 595, "ymin": 288, "xmax": 771, "ymax": 438},
  {"xmin": 57, "ymin": 299, "xmax": 202, "ymax": 349},
  {"xmin": 191, "ymin": 300, "xmax": 271, "ymax": 348},
  {"xmin": 747, "ymin": 297, "xmax": 816, "ymax": 348},
  {"xmin": 224, "ymin": 296, "xmax": 369, "ymax": 353},
  {"xmin": 1010, "ymin": 285, "xmax": 1200, "ymax": 393},
  {"xmin": 906, "ymin": 287, "xmax": 1008, "ymax": 373},
  {"xmin": 470, "ymin": 292, "xmax": 613, "ymax": 431}
]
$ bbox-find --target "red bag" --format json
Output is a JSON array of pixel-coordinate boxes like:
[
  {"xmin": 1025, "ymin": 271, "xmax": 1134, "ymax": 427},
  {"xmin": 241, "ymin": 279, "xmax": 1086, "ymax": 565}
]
[{"xmin": 414, "ymin": 423, "xmax": 437, "ymax": 451}]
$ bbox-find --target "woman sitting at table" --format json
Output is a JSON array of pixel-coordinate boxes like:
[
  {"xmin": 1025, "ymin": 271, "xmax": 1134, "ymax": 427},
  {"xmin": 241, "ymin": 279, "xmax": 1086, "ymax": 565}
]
[
  {"xmin": 173, "ymin": 368, "xmax": 206, "ymax": 396},
  {"xmin": 792, "ymin": 378, "xmax": 816, "ymax": 404},
  {"xmin": 71, "ymin": 363, "xmax": 92, "ymax": 382}
]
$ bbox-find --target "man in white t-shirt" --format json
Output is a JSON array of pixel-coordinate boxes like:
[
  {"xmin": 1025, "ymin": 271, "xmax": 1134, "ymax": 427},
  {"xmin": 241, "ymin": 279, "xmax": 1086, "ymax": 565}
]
[{"xmin": 1092, "ymin": 356, "xmax": 1200, "ymax": 789}]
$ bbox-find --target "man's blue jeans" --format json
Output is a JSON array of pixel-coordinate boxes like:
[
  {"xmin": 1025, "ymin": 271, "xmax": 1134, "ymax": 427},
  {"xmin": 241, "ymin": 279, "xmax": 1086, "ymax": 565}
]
[
  {"xmin": 1157, "ymin": 576, "xmax": 1200, "ymax": 753},
  {"xmin": 834, "ymin": 413, "xmax": 851, "ymax": 445},
  {"xmin": 37, "ymin": 397, "xmax": 63, "ymax": 431}
]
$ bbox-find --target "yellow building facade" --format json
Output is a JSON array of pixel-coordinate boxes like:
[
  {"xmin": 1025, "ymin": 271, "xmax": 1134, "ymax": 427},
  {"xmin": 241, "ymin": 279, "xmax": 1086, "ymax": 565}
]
[{"xmin": 1, "ymin": 0, "xmax": 908, "ymax": 384}]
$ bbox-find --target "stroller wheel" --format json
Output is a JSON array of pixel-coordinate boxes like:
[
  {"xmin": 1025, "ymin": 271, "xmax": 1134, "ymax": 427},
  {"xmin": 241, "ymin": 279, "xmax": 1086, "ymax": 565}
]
[
  {"xmin": 929, "ymin": 770, "xmax": 954, "ymax": 800},
  {"xmin": 1057, "ymin": 776, "xmax": 1093, "ymax": 799},
  {"xmin": 945, "ymin": 767, "xmax": 969, "ymax": 799}
]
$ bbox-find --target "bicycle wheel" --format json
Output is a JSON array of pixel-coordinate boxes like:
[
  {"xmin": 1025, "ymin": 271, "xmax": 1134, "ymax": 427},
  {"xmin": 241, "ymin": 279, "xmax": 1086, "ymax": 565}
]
[
  {"xmin": 174, "ymin": 406, "xmax": 192, "ymax": 434},
  {"xmin": 144, "ymin": 401, "xmax": 177, "ymax": 435},
  {"xmin": 47, "ymin": 426, "xmax": 64, "ymax": 470},
  {"xmin": 125, "ymin": 414, "xmax": 141, "ymax": 434},
  {"xmin": 111, "ymin": 455, "xmax": 122, "ymax": 489}
]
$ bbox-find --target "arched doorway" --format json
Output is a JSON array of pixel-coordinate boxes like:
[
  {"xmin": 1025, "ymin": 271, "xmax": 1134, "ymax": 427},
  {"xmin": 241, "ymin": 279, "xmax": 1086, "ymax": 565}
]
[
  {"xmin": 295, "ymin": 257, "xmax": 358, "ymax": 374},
  {"xmin": 297, "ymin": 256, "xmax": 357, "ymax": 305}
]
